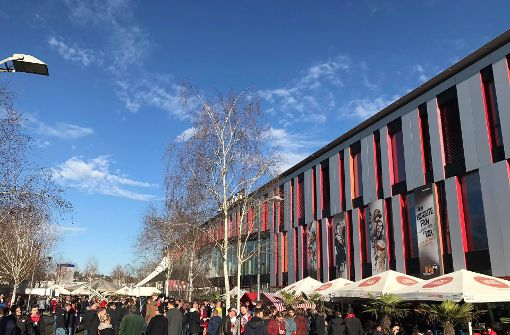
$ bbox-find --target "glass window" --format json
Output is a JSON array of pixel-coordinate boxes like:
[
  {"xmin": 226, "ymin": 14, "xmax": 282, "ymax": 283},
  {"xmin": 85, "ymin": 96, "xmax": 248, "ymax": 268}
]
[
  {"xmin": 339, "ymin": 153, "xmax": 346, "ymax": 211},
  {"xmin": 298, "ymin": 173, "xmax": 305, "ymax": 224},
  {"xmin": 390, "ymin": 126, "xmax": 406, "ymax": 184},
  {"xmin": 351, "ymin": 143, "xmax": 363, "ymax": 199},
  {"xmin": 321, "ymin": 160, "xmax": 330, "ymax": 216},
  {"xmin": 438, "ymin": 88, "xmax": 465, "ymax": 168},
  {"xmin": 312, "ymin": 168, "xmax": 316, "ymax": 218},
  {"xmin": 481, "ymin": 65, "xmax": 504, "ymax": 161},
  {"xmin": 419, "ymin": 104, "xmax": 433, "ymax": 181},
  {"xmin": 402, "ymin": 194, "xmax": 419, "ymax": 259},
  {"xmin": 374, "ymin": 133, "xmax": 383, "ymax": 197},
  {"xmin": 460, "ymin": 172, "xmax": 489, "ymax": 251}
]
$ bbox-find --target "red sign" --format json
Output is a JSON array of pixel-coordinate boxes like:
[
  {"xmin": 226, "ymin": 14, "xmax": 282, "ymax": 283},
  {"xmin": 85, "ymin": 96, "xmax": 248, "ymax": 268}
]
[
  {"xmin": 396, "ymin": 276, "xmax": 419, "ymax": 286},
  {"xmin": 315, "ymin": 283, "xmax": 332, "ymax": 291},
  {"xmin": 423, "ymin": 276, "xmax": 453, "ymax": 288},
  {"xmin": 359, "ymin": 276, "xmax": 381, "ymax": 287},
  {"xmin": 474, "ymin": 276, "xmax": 510, "ymax": 288}
]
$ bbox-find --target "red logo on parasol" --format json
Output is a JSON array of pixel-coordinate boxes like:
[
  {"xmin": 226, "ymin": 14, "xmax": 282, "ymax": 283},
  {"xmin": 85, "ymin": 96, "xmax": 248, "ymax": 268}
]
[
  {"xmin": 359, "ymin": 276, "xmax": 381, "ymax": 287},
  {"xmin": 396, "ymin": 276, "xmax": 419, "ymax": 286},
  {"xmin": 315, "ymin": 283, "xmax": 332, "ymax": 291},
  {"xmin": 474, "ymin": 276, "xmax": 510, "ymax": 288},
  {"xmin": 423, "ymin": 276, "xmax": 453, "ymax": 288}
]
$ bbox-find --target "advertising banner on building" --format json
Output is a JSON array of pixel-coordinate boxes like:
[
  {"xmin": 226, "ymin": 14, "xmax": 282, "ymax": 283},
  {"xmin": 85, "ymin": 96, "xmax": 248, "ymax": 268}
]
[
  {"xmin": 334, "ymin": 213, "xmax": 348, "ymax": 279},
  {"xmin": 414, "ymin": 185, "xmax": 442, "ymax": 278},
  {"xmin": 368, "ymin": 199, "xmax": 387, "ymax": 275},
  {"xmin": 308, "ymin": 221, "xmax": 318, "ymax": 279}
]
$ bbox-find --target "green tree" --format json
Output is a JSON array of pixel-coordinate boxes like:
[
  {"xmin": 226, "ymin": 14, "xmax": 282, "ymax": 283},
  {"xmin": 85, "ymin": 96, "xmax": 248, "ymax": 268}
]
[
  {"xmin": 363, "ymin": 294, "xmax": 409, "ymax": 333},
  {"xmin": 417, "ymin": 300, "xmax": 475, "ymax": 335}
]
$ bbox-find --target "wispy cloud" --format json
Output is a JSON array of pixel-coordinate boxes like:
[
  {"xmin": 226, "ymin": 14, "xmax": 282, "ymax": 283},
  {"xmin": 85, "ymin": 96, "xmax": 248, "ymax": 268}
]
[
  {"xmin": 175, "ymin": 127, "xmax": 196, "ymax": 142},
  {"xmin": 259, "ymin": 55, "xmax": 351, "ymax": 127},
  {"xmin": 29, "ymin": 115, "xmax": 94, "ymax": 140},
  {"xmin": 53, "ymin": 155, "xmax": 158, "ymax": 201},
  {"xmin": 340, "ymin": 95, "xmax": 400, "ymax": 120},
  {"xmin": 266, "ymin": 127, "xmax": 325, "ymax": 171},
  {"xmin": 414, "ymin": 64, "xmax": 428, "ymax": 82},
  {"xmin": 58, "ymin": 225, "xmax": 87, "ymax": 234},
  {"xmin": 48, "ymin": 36, "xmax": 97, "ymax": 67}
]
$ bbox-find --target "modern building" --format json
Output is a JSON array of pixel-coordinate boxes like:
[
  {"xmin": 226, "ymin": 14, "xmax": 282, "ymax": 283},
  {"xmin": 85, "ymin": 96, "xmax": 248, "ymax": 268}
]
[{"xmin": 198, "ymin": 28, "xmax": 510, "ymax": 289}]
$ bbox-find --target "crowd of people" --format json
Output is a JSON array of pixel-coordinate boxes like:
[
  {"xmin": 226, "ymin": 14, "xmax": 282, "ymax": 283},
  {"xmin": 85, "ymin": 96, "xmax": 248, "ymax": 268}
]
[{"xmin": 0, "ymin": 294, "xmax": 503, "ymax": 335}]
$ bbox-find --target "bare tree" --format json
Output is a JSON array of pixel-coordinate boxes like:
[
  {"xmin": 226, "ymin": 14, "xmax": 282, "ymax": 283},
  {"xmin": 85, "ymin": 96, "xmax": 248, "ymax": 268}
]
[
  {"xmin": 0, "ymin": 84, "xmax": 69, "ymax": 302},
  {"xmin": 111, "ymin": 265, "xmax": 127, "ymax": 286},
  {"xmin": 166, "ymin": 86, "xmax": 279, "ymax": 309},
  {"xmin": 83, "ymin": 257, "xmax": 99, "ymax": 284}
]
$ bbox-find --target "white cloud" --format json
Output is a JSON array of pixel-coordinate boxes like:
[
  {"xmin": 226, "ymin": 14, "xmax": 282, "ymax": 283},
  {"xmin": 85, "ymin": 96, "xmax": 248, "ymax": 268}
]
[
  {"xmin": 36, "ymin": 121, "xmax": 94, "ymax": 139},
  {"xmin": 414, "ymin": 64, "xmax": 428, "ymax": 82},
  {"xmin": 53, "ymin": 156, "xmax": 158, "ymax": 201},
  {"xmin": 266, "ymin": 127, "xmax": 325, "ymax": 172},
  {"xmin": 341, "ymin": 95, "xmax": 400, "ymax": 120},
  {"xmin": 175, "ymin": 127, "xmax": 196, "ymax": 142},
  {"xmin": 48, "ymin": 36, "xmax": 96, "ymax": 66},
  {"xmin": 58, "ymin": 225, "xmax": 87, "ymax": 234}
]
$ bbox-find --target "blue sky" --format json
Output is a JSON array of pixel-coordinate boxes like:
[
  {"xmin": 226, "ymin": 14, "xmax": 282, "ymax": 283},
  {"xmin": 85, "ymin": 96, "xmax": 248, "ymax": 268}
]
[{"xmin": 1, "ymin": 1, "xmax": 509, "ymax": 274}]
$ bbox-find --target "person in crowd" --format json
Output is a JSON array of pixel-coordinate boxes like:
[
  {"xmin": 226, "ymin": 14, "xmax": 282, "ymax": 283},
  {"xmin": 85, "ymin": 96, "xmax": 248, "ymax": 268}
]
[
  {"xmin": 207, "ymin": 310, "xmax": 222, "ymax": 335},
  {"xmin": 254, "ymin": 303, "xmax": 263, "ymax": 311},
  {"xmin": 215, "ymin": 303, "xmax": 223, "ymax": 318},
  {"xmin": 484, "ymin": 327, "xmax": 497, "ymax": 335},
  {"xmin": 344, "ymin": 309, "xmax": 363, "ymax": 335},
  {"xmin": 203, "ymin": 302, "xmax": 212, "ymax": 319},
  {"xmin": 66, "ymin": 303, "xmax": 77, "ymax": 335},
  {"xmin": 307, "ymin": 310, "xmax": 317, "ymax": 335},
  {"xmin": 145, "ymin": 294, "xmax": 159, "ymax": 325},
  {"xmin": 268, "ymin": 308, "xmax": 277, "ymax": 322},
  {"xmin": 107, "ymin": 302, "xmax": 121, "ymax": 334},
  {"xmin": 119, "ymin": 305, "xmax": 144, "ymax": 335},
  {"xmin": 244, "ymin": 308, "xmax": 266, "ymax": 335},
  {"xmin": 0, "ymin": 305, "xmax": 18, "ymax": 335},
  {"xmin": 167, "ymin": 301, "xmax": 183, "ymax": 335},
  {"xmin": 283, "ymin": 309, "xmax": 296, "ymax": 335},
  {"xmin": 188, "ymin": 303, "xmax": 201, "ymax": 335},
  {"xmin": 83, "ymin": 302, "xmax": 98, "ymax": 335},
  {"xmin": 293, "ymin": 309, "xmax": 307, "ymax": 335},
  {"xmin": 98, "ymin": 314, "xmax": 115, "ymax": 335},
  {"xmin": 181, "ymin": 303, "xmax": 190, "ymax": 335},
  {"xmin": 221, "ymin": 308, "xmax": 239, "ymax": 335},
  {"xmin": 26, "ymin": 305, "xmax": 45, "ymax": 335},
  {"xmin": 147, "ymin": 305, "xmax": 168, "ymax": 335},
  {"xmin": 328, "ymin": 312, "xmax": 346, "ymax": 335},
  {"xmin": 314, "ymin": 312, "xmax": 326, "ymax": 335},
  {"xmin": 238, "ymin": 306, "xmax": 251, "ymax": 335},
  {"xmin": 55, "ymin": 303, "xmax": 68, "ymax": 335},
  {"xmin": 36, "ymin": 299, "xmax": 45, "ymax": 317},
  {"xmin": 199, "ymin": 304, "xmax": 208, "ymax": 335},
  {"xmin": 266, "ymin": 312, "xmax": 285, "ymax": 335},
  {"xmin": 15, "ymin": 305, "xmax": 28, "ymax": 335}
]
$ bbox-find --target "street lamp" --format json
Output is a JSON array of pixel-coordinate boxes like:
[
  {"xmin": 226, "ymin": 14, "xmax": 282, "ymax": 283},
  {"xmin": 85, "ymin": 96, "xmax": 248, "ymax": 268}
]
[
  {"xmin": 257, "ymin": 194, "xmax": 284, "ymax": 301},
  {"xmin": 0, "ymin": 54, "xmax": 49, "ymax": 76}
]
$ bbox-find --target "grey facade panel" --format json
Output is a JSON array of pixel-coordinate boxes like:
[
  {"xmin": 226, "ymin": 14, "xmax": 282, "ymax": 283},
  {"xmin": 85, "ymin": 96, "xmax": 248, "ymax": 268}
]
[
  {"xmin": 380, "ymin": 127, "xmax": 392, "ymax": 199},
  {"xmin": 315, "ymin": 165, "xmax": 321, "ymax": 220},
  {"xmin": 427, "ymin": 98, "xmax": 445, "ymax": 182},
  {"xmin": 321, "ymin": 218, "xmax": 329, "ymax": 281},
  {"xmin": 296, "ymin": 225, "xmax": 304, "ymax": 281},
  {"xmin": 284, "ymin": 181, "xmax": 291, "ymax": 231},
  {"xmin": 410, "ymin": 109, "xmax": 426, "ymax": 189},
  {"xmin": 293, "ymin": 177, "xmax": 299, "ymax": 228},
  {"xmin": 479, "ymin": 162, "xmax": 510, "ymax": 277},
  {"xmin": 344, "ymin": 149, "xmax": 353, "ymax": 211},
  {"xmin": 351, "ymin": 209, "xmax": 361, "ymax": 281},
  {"xmin": 390, "ymin": 196, "xmax": 406, "ymax": 273},
  {"xmin": 492, "ymin": 58, "xmax": 510, "ymax": 159},
  {"xmin": 402, "ymin": 112, "xmax": 417, "ymax": 190},
  {"xmin": 269, "ymin": 229, "xmax": 276, "ymax": 286},
  {"xmin": 362, "ymin": 134, "xmax": 376, "ymax": 204},
  {"xmin": 457, "ymin": 76, "xmax": 483, "ymax": 172},
  {"xmin": 287, "ymin": 228, "xmax": 295, "ymax": 284},
  {"xmin": 329, "ymin": 155, "xmax": 340, "ymax": 215},
  {"xmin": 468, "ymin": 73, "xmax": 493, "ymax": 168},
  {"xmin": 277, "ymin": 232, "xmax": 283, "ymax": 286},
  {"xmin": 444, "ymin": 177, "xmax": 466, "ymax": 271},
  {"xmin": 304, "ymin": 169, "xmax": 313, "ymax": 224}
]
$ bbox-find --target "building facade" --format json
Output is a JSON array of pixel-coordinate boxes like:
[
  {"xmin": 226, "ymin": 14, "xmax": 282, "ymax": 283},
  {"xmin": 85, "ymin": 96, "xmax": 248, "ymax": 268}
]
[{"xmin": 199, "ymin": 29, "xmax": 510, "ymax": 289}]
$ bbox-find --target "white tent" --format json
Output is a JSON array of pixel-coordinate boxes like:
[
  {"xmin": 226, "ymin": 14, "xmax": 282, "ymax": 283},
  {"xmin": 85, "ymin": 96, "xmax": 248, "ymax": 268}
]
[
  {"xmin": 115, "ymin": 286, "xmax": 131, "ymax": 295},
  {"xmin": 280, "ymin": 276, "xmax": 323, "ymax": 295},
  {"xmin": 135, "ymin": 258, "xmax": 168, "ymax": 287},
  {"xmin": 116, "ymin": 287, "xmax": 161, "ymax": 297},
  {"xmin": 311, "ymin": 278, "xmax": 353, "ymax": 298},
  {"xmin": 394, "ymin": 269, "xmax": 510, "ymax": 303},
  {"xmin": 50, "ymin": 284, "xmax": 71, "ymax": 295},
  {"xmin": 333, "ymin": 270, "xmax": 422, "ymax": 299}
]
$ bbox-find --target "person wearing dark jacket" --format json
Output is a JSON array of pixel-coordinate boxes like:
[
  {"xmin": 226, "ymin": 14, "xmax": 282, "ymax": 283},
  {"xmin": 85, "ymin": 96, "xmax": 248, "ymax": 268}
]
[
  {"xmin": 26, "ymin": 306, "xmax": 45, "ymax": 335},
  {"xmin": 83, "ymin": 303, "xmax": 99, "ymax": 335},
  {"xmin": 167, "ymin": 302, "xmax": 183, "ymax": 335},
  {"xmin": 98, "ymin": 314, "xmax": 115, "ymax": 335},
  {"xmin": 314, "ymin": 313, "xmax": 326, "ymax": 335},
  {"xmin": 147, "ymin": 306, "xmax": 168, "ymax": 335},
  {"xmin": 344, "ymin": 310, "xmax": 364, "ymax": 335},
  {"xmin": 328, "ymin": 312, "xmax": 346, "ymax": 335},
  {"xmin": 55, "ymin": 304, "xmax": 68, "ymax": 335},
  {"xmin": 119, "ymin": 305, "xmax": 144, "ymax": 335},
  {"xmin": 66, "ymin": 303, "xmax": 77, "ymax": 335},
  {"xmin": 244, "ymin": 309, "xmax": 266, "ymax": 335},
  {"xmin": 0, "ymin": 305, "xmax": 18, "ymax": 335},
  {"xmin": 207, "ymin": 310, "xmax": 222, "ymax": 335},
  {"xmin": 14, "ymin": 306, "xmax": 28, "ymax": 335},
  {"xmin": 107, "ymin": 303, "xmax": 121, "ymax": 334},
  {"xmin": 187, "ymin": 304, "xmax": 201, "ymax": 335}
]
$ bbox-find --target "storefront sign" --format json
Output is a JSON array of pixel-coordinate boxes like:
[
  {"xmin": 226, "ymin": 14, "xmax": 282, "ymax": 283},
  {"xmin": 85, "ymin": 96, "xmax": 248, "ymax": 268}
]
[
  {"xmin": 334, "ymin": 213, "xmax": 348, "ymax": 279},
  {"xmin": 368, "ymin": 199, "xmax": 387, "ymax": 274},
  {"xmin": 415, "ymin": 185, "xmax": 442, "ymax": 278}
]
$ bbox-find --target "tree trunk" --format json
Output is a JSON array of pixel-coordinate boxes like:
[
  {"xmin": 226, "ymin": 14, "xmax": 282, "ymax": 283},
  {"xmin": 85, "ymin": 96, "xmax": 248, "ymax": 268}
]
[
  {"xmin": 11, "ymin": 281, "xmax": 17, "ymax": 305},
  {"xmin": 444, "ymin": 322, "xmax": 455, "ymax": 335},
  {"xmin": 223, "ymin": 213, "xmax": 230, "ymax": 310},
  {"xmin": 187, "ymin": 249, "xmax": 195, "ymax": 301}
]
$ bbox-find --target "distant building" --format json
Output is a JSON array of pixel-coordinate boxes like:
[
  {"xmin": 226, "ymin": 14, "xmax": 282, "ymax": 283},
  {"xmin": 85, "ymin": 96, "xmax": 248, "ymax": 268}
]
[{"xmin": 56, "ymin": 264, "xmax": 75, "ymax": 286}]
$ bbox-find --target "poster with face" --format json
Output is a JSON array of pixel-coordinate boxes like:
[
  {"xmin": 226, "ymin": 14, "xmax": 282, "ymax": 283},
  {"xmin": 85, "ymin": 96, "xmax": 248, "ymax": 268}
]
[
  {"xmin": 334, "ymin": 213, "xmax": 348, "ymax": 279},
  {"xmin": 307, "ymin": 221, "xmax": 318, "ymax": 279},
  {"xmin": 368, "ymin": 199, "xmax": 387, "ymax": 274},
  {"xmin": 414, "ymin": 185, "xmax": 442, "ymax": 278}
]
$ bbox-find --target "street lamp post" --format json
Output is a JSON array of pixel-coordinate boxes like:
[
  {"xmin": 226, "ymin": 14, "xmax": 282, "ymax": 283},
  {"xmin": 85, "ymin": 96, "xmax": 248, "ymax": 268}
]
[
  {"xmin": 257, "ymin": 194, "xmax": 283, "ymax": 301},
  {"xmin": 0, "ymin": 54, "xmax": 49, "ymax": 76}
]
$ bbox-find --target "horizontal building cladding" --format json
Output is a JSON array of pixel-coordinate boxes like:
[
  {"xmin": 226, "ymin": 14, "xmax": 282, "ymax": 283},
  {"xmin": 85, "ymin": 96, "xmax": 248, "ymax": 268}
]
[{"xmin": 198, "ymin": 29, "xmax": 510, "ymax": 287}]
